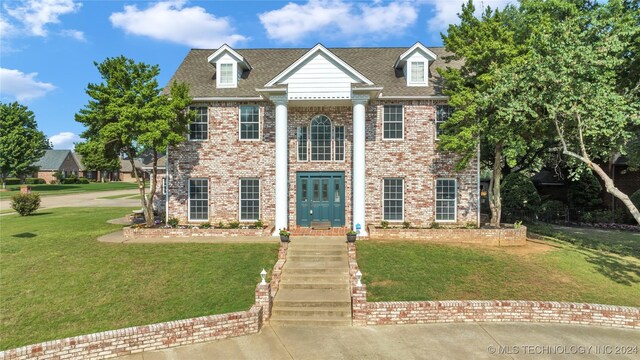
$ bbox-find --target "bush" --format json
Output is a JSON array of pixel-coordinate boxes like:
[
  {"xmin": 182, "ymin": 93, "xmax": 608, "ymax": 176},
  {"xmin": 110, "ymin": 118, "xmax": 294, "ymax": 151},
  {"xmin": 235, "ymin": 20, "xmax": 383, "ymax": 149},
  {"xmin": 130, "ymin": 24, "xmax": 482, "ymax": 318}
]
[
  {"xmin": 167, "ymin": 217, "xmax": 179, "ymax": 228},
  {"xmin": 217, "ymin": 221, "xmax": 225, "ymax": 229},
  {"xmin": 501, "ymin": 173, "xmax": 541, "ymax": 212},
  {"xmin": 24, "ymin": 178, "xmax": 46, "ymax": 184},
  {"xmin": 254, "ymin": 219, "xmax": 264, "ymax": 228},
  {"xmin": 200, "ymin": 222, "xmax": 212, "ymax": 229},
  {"xmin": 567, "ymin": 171, "xmax": 602, "ymax": 210},
  {"xmin": 228, "ymin": 221, "xmax": 240, "ymax": 229},
  {"xmin": 380, "ymin": 220, "xmax": 389, "ymax": 229},
  {"xmin": 11, "ymin": 193, "xmax": 41, "ymax": 216},
  {"xmin": 60, "ymin": 174, "xmax": 88, "ymax": 184},
  {"xmin": 539, "ymin": 200, "xmax": 566, "ymax": 221},
  {"xmin": 402, "ymin": 221, "xmax": 411, "ymax": 229}
]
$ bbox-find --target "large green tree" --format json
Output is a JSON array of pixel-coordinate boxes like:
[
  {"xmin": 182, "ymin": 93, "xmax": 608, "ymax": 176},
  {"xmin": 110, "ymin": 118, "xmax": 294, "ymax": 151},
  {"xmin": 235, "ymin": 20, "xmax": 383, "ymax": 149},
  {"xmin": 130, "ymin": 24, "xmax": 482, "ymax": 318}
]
[
  {"xmin": 0, "ymin": 102, "xmax": 49, "ymax": 189},
  {"xmin": 76, "ymin": 56, "xmax": 192, "ymax": 225},
  {"xmin": 438, "ymin": 0, "xmax": 550, "ymax": 226},
  {"xmin": 490, "ymin": 0, "xmax": 640, "ymax": 223},
  {"xmin": 75, "ymin": 140, "xmax": 120, "ymax": 182}
]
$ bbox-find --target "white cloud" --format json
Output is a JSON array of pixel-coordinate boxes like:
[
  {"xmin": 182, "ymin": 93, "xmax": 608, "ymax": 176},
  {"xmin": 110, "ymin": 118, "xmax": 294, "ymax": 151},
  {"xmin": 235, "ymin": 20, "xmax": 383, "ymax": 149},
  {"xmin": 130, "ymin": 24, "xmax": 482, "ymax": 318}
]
[
  {"xmin": 110, "ymin": 0, "xmax": 247, "ymax": 48},
  {"xmin": 60, "ymin": 29, "xmax": 85, "ymax": 41},
  {"xmin": 259, "ymin": 0, "xmax": 418, "ymax": 44},
  {"xmin": 0, "ymin": 68, "xmax": 56, "ymax": 102},
  {"xmin": 0, "ymin": 13, "xmax": 16, "ymax": 36},
  {"xmin": 423, "ymin": 0, "xmax": 513, "ymax": 32},
  {"xmin": 4, "ymin": 0, "xmax": 81, "ymax": 37},
  {"xmin": 49, "ymin": 132, "xmax": 80, "ymax": 150}
]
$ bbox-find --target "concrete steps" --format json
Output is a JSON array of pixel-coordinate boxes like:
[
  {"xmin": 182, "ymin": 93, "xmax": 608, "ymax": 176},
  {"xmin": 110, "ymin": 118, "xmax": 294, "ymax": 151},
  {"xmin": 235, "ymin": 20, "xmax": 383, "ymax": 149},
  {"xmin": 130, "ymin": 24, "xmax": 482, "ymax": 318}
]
[{"xmin": 271, "ymin": 237, "xmax": 351, "ymax": 327}]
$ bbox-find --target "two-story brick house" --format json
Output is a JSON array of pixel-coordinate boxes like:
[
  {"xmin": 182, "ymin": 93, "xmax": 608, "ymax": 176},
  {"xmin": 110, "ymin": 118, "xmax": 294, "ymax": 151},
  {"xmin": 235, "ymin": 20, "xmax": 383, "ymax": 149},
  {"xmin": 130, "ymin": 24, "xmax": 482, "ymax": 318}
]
[{"xmin": 162, "ymin": 42, "xmax": 479, "ymax": 235}]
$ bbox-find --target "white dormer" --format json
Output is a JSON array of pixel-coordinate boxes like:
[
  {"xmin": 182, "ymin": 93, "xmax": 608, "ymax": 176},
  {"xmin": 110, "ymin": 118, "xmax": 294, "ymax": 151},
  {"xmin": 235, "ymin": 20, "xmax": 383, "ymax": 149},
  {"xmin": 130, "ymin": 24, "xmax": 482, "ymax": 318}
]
[
  {"xmin": 394, "ymin": 42, "xmax": 437, "ymax": 87},
  {"xmin": 208, "ymin": 44, "xmax": 251, "ymax": 89}
]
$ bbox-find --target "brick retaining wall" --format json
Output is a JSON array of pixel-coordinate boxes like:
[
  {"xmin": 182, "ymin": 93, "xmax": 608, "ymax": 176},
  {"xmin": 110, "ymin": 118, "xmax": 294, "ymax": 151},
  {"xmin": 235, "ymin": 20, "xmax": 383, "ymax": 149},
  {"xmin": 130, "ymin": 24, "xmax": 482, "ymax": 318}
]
[
  {"xmin": 0, "ymin": 307, "xmax": 262, "ymax": 360},
  {"xmin": 367, "ymin": 226, "xmax": 527, "ymax": 246},
  {"xmin": 366, "ymin": 301, "xmax": 639, "ymax": 328},
  {"xmin": 123, "ymin": 226, "xmax": 273, "ymax": 238}
]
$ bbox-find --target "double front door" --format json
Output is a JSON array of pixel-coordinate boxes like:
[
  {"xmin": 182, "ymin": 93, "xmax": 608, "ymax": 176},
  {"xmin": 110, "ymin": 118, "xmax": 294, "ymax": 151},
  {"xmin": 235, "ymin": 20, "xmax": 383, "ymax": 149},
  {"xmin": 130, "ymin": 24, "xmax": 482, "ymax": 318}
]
[{"xmin": 296, "ymin": 172, "xmax": 345, "ymax": 227}]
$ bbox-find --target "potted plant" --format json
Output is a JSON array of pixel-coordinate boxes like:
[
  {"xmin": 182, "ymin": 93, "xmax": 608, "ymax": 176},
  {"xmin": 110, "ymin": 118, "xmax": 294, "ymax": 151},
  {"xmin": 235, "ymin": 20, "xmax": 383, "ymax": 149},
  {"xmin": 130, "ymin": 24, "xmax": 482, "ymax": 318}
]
[
  {"xmin": 279, "ymin": 228, "xmax": 291, "ymax": 242},
  {"xmin": 346, "ymin": 230, "xmax": 357, "ymax": 242}
]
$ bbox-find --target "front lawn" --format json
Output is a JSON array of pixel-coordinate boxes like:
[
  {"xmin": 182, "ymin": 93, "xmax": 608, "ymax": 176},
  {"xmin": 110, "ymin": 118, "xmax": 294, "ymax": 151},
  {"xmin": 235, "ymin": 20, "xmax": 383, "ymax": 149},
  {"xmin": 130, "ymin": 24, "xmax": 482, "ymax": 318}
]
[
  {"xmin": 0, "ymin": 207, "xmax": 278, "ymax": 350},
  {"xmin": 0, "ymin": 182, "xmax": 138, "ymax": 199},
  {"xmin": 527, "ymin": 223, "xmax": 640, "ymax": 258},
  {"xmin": 357, "ymin": 241, "xmax": 640, "ymax": 307}
]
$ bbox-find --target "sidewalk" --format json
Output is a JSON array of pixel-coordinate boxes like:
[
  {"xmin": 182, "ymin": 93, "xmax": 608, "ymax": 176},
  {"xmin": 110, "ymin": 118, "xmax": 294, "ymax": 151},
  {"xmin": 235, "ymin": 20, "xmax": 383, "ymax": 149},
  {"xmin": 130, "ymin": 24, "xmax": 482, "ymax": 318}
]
[{"xmin": 120, "ymin": 323, "xmax": 639, "ymax": 360}]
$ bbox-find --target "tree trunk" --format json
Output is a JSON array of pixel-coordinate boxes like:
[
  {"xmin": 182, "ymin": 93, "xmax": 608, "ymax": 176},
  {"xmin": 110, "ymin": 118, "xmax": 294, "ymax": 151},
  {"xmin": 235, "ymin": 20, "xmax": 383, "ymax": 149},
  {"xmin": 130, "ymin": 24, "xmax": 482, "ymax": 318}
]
[
  {"xmin": 2, "ymin": 179, "xmax": 5, "ymax": 190},
  {"xmin": 127, "ymin": 152, "xmax": 151, "ymax": 225},
  {"xmin": 489, "ymin": 142, "xmax": 503, "ymax": 227},
  {"xmin": 145, "ymin": 150, "xmax": 159, "ymax": 227}
]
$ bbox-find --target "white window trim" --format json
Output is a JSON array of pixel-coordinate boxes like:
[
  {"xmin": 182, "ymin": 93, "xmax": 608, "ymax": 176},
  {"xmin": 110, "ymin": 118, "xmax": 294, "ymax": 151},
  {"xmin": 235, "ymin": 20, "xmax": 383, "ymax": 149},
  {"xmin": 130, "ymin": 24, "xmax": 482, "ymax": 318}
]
[
  {"xmin": 238, "ymin": 105, "xmax": 261, "ymax": 141},
  {"xmin": 434, "ymin": 178, "xmax": 457, "ymax": 223},
  {"xmin": 217, "ymin": 62, "xmax": 237, "ymax": 88},
  {"xmin": 188, "ymin": 178, "xmax": 209, "ymax": 222},
  {"xmin": 297, "ymin": 126, "xmax": 309, "ymax": 162},
  {"xmin": 333, "ymin": 125, "xmax": 346, "ymax": 163},
  {"xmin": 381, "ymin": 178, "xmax": 404, "ymax": 222},
  {"xmin": 309, "ymin": 115, "xmax": 334, "ymax": 162},
  {"xmin": 188, "ymin": 106, "xmax": 208, "ymax": 141},
  {"xmin": 382, "ymin": 105, "xmax": 404, "ymax": 141},
  {"xmin": 238, "ymin": 178, "xmax": 260, "ymax": 222},
  {"xmin": 408, "ymin": 61, "xmax": 427, "ymax": 86}
]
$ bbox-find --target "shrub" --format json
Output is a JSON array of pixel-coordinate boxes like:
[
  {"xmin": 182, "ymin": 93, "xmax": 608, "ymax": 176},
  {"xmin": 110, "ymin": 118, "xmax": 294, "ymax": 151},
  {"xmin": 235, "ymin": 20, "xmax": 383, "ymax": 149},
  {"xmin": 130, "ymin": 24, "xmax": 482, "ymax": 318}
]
[
  {"xmin": 167, "ymin": 217, "xmax": 179, "ymax": 228},
  {"xmin": 254, "ymin": 219, "xmax": 264, "ymax": 228},
  {"xmin": 78, "ymin": 177, "xmax": 90, "ymax": 184},
  {"xmin": 60, "ymin": 174, "xmax": 88, "ymax": 184},
  {"xmin": 465, "ymin": 222, "xmax": 477, "ymax": 229},
  {"xmin": 217, "ymin": 221, "xmax": 225, "ymax": 229},
  {"xmin": 539, "ymin": 200, "xmax": 566, "ymax": 221},
  {"xmin": 11, "ymin": 193, "xmax": 41, "ymax": 216},
  {"xmin": 567, "ymin": 171, "xmax": 602, "ymax": 211},
  {"xmin": 430, "ymin": 222, "xmax": 440, "ymax": 229},
  {"xmin": 200, "ymin": 222, "xmax": 212, "ymax": 229},
  {"xmin": 402, "ymin": 221, "xmax": 410, "ymax": 229},
  {"xmin": 380, "ymin": 220, "xmax": 389, "ymax": 229},
  {"xmin": 228, "ymin": 221, "xmax": 240, "ymax": 229},
  {"xmin": 24, "ymin": 178, "xmax": 46, "ymax": 184},
  {"xmin": 3, "ymin": 178, "xmax": 21, "ymax": 185},
  {"xmin": 501, "ymin": 173, "xmax": 541, "ymax": 212}
]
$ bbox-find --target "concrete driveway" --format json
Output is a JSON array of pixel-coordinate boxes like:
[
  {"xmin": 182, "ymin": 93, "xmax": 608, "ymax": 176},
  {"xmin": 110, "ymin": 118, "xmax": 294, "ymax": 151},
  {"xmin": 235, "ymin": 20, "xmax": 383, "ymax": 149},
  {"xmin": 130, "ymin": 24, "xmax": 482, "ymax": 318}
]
[
  {"xmin": 121, "ymin": 323, "xmax": 639, "ymax": 360},
  {"xmin": 0, "ymin": 189, "xmax": 141, "ymax": 214}
]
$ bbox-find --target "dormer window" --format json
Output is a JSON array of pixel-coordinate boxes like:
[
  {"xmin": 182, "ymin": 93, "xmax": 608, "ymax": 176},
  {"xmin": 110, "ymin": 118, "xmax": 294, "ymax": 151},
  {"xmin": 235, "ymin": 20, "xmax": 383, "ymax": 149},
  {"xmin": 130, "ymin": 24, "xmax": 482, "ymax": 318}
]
[
  {"xmin": 218, "ymin": 63, "xmax": 235, "ymax": 87},
  {"xmin": 208, "ymin": 44, "xmax": 251, "ymax": 89},
  {"xmin": 410, "ymin": 61, "xmax": 425, "ymax": 84},
  {"xmin": 395, "ymin": 42, "xmax": 437, "ymax": 87}
]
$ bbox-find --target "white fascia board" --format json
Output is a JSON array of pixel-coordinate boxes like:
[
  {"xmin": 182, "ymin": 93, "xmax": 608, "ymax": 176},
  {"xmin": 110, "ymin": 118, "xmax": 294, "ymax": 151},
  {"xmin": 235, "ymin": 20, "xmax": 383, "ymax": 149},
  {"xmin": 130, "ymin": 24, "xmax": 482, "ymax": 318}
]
[
  {"xmin": 265, "ymin": 43, "xmax": 374, "ymax": 86},
  {"xmin": 207, "ymin": 44, "xmax": 251, "ymax": 70},
  {"xmin": 394, "ymin": 42, "xmax": 437, "ymax": 68},
  {"xmin": 255, "ymin": 87, "xmax": 288, "ymax": 93},
  {"xmin": 378, "ymin": 94, "xmax": 448, "ymax": 100},
  {"xmin": 192, "ymin": 96, "xmax": 264, "ymax": 101}
]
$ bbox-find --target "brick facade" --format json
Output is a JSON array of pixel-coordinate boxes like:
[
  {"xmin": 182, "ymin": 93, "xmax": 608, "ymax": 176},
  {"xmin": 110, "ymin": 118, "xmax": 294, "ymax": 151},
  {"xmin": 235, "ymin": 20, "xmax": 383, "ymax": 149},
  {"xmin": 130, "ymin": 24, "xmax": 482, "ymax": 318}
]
[
  {"xmin": 166, "ymin": 100, "xmax": 479, "ymax": 228},
  {"xmin": 367, "ymin": 226, "xmax": 527, "ymax": 246}
]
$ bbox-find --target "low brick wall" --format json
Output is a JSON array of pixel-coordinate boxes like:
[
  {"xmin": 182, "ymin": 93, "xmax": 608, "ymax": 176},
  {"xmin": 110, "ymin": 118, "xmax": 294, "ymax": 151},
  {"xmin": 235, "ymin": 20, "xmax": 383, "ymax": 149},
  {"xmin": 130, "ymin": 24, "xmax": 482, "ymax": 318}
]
[
  {"xmin": 123, "ymin": 226, "xmax": 273, "ymax": 238},
  {"xmin": 0, "ymin": 307, "xmax": 263, "ymax": 360},
  {"xmin": 366, "ymin": 301, "xmax": 640, "ymax": 328},
  {"xmin": 367, "ymin": 226, "xmax": 526, "ymax": 246},
  {"xmin": 270, "ymin": 242, "xmax": 289, "ymax": 296}
]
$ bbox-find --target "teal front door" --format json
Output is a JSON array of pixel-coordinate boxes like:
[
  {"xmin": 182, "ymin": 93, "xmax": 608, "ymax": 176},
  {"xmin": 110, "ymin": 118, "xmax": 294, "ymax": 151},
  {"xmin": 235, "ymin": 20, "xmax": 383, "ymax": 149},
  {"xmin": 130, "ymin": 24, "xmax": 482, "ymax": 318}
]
[{"xmin": 296, "ymin": 172, "xmax": 345, "ymax": 227}]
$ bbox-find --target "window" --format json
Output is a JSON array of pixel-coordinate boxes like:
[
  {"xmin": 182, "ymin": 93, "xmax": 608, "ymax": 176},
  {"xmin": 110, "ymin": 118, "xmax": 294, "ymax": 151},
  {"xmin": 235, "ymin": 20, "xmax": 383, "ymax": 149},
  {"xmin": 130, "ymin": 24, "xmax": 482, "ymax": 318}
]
[
  {"xmin": 410, "ymin": 61, "xmax": 425, "ymax": 83},
  {"xmin": 188, "ymin": 179, "xmax": 208, "ymax": 221},
  {"xmin": 219, "ymin": 63, "xmax": 234, "ymax": 85},
  {"xmin": 189, "ymin": 106, "xmax": 208, "ymax": 140},
  {"xmin": 436, "ymin": 179, "xmax": 457, "ymax": 222},
  {"xmin": 383, "ymin": 105, "xmax": 403, "ymax": 140},
  {"xmin": 240, "ymin": 179, "xmax": 260, "ymax": 221},
  {"xmin": 334, "ymin": 125, "xmax": 345, "ymax": 161},
  {"xmin": 383, "ymin": 178, "xmax": 403, "ymax": 221},
  {"xmin": 436, "ymin": 105, "xmax": 452, "ymax": 138},
  {"xmin": 297, "ymin": 126, "xmax": 308, "ymax": 161},
  {"xmin": 310, "ymin": 115, "xmax": 332, "ymax": 161},
  {"xmin": 240, "ymin": 106, "xmax": 259, "ymax": 140}
]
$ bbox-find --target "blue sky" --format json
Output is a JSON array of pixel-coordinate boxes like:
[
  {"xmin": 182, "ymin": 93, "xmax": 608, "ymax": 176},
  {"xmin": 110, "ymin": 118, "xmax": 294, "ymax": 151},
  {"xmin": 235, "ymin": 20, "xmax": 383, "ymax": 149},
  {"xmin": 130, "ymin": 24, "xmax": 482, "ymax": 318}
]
[{"xmin": 0, "ymin": 0, "xmax": 511, "ymax": 149}]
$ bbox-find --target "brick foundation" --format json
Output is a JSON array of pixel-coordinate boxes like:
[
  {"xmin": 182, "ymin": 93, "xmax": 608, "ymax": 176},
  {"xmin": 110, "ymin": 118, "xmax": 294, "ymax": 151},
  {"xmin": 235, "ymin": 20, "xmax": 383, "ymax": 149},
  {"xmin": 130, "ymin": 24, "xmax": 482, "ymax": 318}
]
[
  {"xmin": 367, "ymin": 226, "xmax": 527, "ymax": 246},
  {"xmin": 122, "ymin": 226, "xmax": 273, "ymax": 238}
]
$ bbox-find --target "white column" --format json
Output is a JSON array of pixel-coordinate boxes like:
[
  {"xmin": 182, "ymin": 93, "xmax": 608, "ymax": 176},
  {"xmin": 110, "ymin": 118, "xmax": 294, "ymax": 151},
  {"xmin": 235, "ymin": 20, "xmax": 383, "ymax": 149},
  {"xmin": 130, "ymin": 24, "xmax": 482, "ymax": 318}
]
[
  {"xmin": 272, "ymin": 95, "xmax": 289, "ymax": 236},
  {"xmin": 352, "ymin": 94, "xmax": 369, "ymax": 236}
]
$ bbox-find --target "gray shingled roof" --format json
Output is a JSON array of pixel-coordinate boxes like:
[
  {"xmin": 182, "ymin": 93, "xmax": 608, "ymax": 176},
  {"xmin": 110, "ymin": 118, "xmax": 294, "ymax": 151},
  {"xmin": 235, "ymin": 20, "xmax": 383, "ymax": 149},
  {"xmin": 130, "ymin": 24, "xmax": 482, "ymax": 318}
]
[
  {"xmin": 164, "ymin": 47, "xmax": 463, "ymax": 98},
  {"xmin": 33, "ymin": 150, "xmax": 74, "ymax": 171}
]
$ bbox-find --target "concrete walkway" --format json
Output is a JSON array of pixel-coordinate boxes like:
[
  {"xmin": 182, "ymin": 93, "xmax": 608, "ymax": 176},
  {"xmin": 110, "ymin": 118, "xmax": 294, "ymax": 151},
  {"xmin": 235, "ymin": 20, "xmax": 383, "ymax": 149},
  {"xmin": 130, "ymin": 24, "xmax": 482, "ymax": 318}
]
[
  {"xmin": 0, "ymin": 189, "xmax": 140, "ymax": 214},
  {"xmin": 120, "ymin": 323, "xmax": 639, "ymax": 359}
]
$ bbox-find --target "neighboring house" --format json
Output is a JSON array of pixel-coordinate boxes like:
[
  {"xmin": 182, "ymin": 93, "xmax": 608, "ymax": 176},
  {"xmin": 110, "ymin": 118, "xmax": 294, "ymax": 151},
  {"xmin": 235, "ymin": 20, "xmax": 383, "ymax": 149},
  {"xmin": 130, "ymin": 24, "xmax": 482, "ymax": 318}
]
[
  {"xmin": 162, "ymin": 43, "xmax": 479, "ymax": 235},
  {"xmin": 603, "ymin": 156, "xmax": 640, "ymax": 212},
  {"xmin": 118, "ymin": 158, "xmax": 146, "ymax": 182},
  {"xmin": 32, "ymin": 149, "xmax": 82, "ymax": 183}
]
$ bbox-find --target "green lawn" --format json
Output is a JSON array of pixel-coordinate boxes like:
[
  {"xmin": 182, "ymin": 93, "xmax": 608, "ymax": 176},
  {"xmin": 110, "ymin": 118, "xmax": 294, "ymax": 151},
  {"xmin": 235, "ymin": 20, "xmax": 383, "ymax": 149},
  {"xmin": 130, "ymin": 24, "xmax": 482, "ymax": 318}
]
[
  {"xmin": 0, "ymin": 207, "xmax": 278, "ymax": 350},
  {"xmin": 357, "ymin": 241, "xmax": 640, "ymax": 307},
  {"xmin": 527, "ymin": 223, "xmax": 640, "ymax": 258},
  {"xmin": 0, "ymin": 182, "xmax": 138, "ymax": 199}
]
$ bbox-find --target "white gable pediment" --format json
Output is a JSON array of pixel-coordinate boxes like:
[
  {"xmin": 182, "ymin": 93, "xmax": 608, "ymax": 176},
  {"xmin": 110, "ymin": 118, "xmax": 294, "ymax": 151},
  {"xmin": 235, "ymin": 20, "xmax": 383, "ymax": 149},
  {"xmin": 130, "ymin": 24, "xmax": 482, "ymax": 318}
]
[{"xmin": 265, "ymin": 44, "xmax": 373, "ymax": 100}]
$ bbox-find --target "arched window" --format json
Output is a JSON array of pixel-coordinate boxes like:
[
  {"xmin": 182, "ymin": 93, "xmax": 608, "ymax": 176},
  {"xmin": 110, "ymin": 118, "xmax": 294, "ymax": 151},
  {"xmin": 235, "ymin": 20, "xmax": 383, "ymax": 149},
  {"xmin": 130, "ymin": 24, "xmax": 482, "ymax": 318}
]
[{"xmin": 310, "ymin": 115, "xmax": 332, "ymax": 161}]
